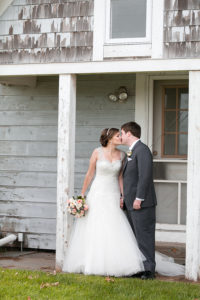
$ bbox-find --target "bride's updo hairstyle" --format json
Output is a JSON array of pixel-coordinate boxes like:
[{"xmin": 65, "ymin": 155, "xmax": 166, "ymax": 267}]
[{"xmin": 100, "ymin": 128, "xmax": 119, "ymax": 147}]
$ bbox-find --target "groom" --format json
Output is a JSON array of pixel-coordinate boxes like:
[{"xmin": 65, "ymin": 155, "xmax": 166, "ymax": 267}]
[{"xmin": 121, "ymin": 122, "xmax": 157, "ymax": 280}]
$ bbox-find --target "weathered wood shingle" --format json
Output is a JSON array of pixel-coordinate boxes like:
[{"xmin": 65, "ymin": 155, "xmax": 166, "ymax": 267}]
[
  {"xmin": 164, "ymin": 0, "xmax": 200, "ymax": 58},
  {"xmin": 0, "ymin": 0, "xmax": 93, "ymax": 64}
]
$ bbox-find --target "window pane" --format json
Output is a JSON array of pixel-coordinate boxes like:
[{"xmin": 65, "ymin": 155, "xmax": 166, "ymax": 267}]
[
  {"xmin": 181, "ymin": 183, "xmax": 187, "ymax": 225},
  {"xmin": 110, "ymin": 0, "xmax": 146, "ymax": 39},
  {"xmin": 164, "ymin": 134, "xmax": 176, "ymax": 155},
  {"xmin": 178, "ymin": 134, "xmax": 188, "ymax": 155},
  {"xmin": 155, "ymin": 182, "xmax": 178, "ymax": 224},
  {"xmin": 178, "ymin": 88, "xmax": 188, "ymax": 109},
  {"xmin": 164, "ymin": 88, "xmax": 176, "ymax": 109},
  {"xmin": 178, "ymin": 111, "xmax": 188, "ymax": 132},
  {"xmin": 164, "ymin": 111, "xmax": 176, "ymax": 132}
]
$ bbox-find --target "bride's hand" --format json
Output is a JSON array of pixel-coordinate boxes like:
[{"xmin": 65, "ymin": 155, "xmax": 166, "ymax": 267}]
[{"xmin": 120, "ymin": 196, "xmax": 124, "ymax": 209}]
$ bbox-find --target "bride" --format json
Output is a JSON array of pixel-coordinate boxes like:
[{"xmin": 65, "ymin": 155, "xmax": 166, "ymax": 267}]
[{"xmin": 63, "ymin": 128, "xmax": 185, "ymax": 277}]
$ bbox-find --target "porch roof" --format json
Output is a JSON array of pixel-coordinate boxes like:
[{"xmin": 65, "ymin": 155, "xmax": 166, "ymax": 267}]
[{"xmin": 0, "ymin": 58, "xmax": 198, "ymax": 77}]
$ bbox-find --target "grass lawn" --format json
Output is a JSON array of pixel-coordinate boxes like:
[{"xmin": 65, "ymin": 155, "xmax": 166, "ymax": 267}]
[{"xmin": 0, "ymin": 268, "xmax": 200, "ymax": 300}]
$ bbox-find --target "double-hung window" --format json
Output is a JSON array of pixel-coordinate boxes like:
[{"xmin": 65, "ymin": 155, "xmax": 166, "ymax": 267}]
[{"xmin": 106, "ymin": 0, "xmax": 152, "ymax": 44}]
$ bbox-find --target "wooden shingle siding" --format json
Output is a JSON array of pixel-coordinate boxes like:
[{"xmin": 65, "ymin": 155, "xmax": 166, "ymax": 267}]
[
  {"xmin": 0, "ymin": 76, "xmax": 58, "ymax": 249},
  {"xmin": 0, "ymin": 0, "xmax": 93, "ymax": 64},
  {"xmin": 164, "ymin": 0, "xmax": 200, "ymax": 58}
]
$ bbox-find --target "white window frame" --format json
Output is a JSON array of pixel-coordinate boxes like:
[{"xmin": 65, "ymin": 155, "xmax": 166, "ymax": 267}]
[
  {"xmin": 105, "ymin": 0, "xmax": 152, "ymax": 45},
  {"xmin": 93, "ymin": 0, "xmax": 164, "ymax": 60}
]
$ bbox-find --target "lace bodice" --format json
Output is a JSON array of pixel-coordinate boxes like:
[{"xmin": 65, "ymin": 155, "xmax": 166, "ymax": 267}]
[{"xmin": 96, "ymin": 147, "xmax": 124, "ymax": 178}]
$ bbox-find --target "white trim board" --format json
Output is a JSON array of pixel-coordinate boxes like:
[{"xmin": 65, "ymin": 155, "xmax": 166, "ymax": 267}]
[
  {"xmin": 92, "ymin": 0, "xmax": 106, "ymax": 61},
  {"xmin": 151, "ymin": 0, "xmax": 164, "ymax": 58},
  {"xmin": 104, "ymin": 44, "xmax": 152, "ymax": 58},
  {"xmin": 0, "ymin": 59, "xmax": 199, "ymax": 76},
  {"xmin": 0, "ymin": 0, "xmax": 13, "ymax": 17}
]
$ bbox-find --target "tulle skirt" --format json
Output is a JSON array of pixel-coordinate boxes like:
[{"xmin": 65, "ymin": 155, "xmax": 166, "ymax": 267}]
[{"xmin": 63, "ymin": 178, "xmax": 145, "ymax": 277}]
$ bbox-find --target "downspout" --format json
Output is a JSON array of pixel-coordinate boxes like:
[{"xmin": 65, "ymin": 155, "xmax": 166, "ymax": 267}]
[{"xmin": 0, "ymin": 234, "xmax": 17, "ymax": 247}]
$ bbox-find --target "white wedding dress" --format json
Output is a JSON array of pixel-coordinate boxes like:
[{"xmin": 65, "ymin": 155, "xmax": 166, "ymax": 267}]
[{"xmin": 63, "ymin": 148, "xmax": 185, "ymax": 277}]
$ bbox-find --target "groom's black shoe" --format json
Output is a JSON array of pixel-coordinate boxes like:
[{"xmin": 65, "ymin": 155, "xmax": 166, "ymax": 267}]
[{"xmin": 141, "ymin": 271, "xmax": 155, "ymax": 280}]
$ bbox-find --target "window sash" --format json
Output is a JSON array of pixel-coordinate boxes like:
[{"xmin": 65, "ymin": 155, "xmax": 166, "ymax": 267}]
[
  {"xmin": 105, "ymin": 0, "xmax": 152, "ymax": 44},
  {"xmin": 161, "ymin": 86, "xmax": 188, "ymax": 158}
]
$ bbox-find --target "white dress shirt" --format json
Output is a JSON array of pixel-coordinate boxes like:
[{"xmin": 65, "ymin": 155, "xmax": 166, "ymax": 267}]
[{"xmin": 129, "ymin": 139, "xmax": 140, "ymax": 151}]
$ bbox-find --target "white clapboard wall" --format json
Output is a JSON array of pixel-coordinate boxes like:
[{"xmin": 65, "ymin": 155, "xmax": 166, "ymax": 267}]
[
  {"xmin": 0, "ymin": 76, "xmax": 58, "ymax": 250},
  {"xmin": 75, "ymin": 74, "xmax": 136, "ymax": 195},
  {"xmin": 0, "ymin": 74, "xmax": 135, "ymax": 250}
]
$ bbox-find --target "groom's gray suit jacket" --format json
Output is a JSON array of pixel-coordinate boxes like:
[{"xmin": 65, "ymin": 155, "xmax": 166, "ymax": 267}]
[
  {"xmin": 123, "ymin": 140, "xmax": 157, "ymax": 210},
  {"xmin": 123, "ymin": 140, "xmax": 157, "ymax": 273}
]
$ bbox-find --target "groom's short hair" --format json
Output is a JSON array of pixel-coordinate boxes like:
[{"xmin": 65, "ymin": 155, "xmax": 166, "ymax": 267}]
[{"xmin": 121, "ymin": 122, "xmax": 141, "ymax": 138}]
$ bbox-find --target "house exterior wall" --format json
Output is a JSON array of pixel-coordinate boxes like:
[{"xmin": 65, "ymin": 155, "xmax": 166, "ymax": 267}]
[
  {"xmin": 0, "ymin": 0, "xmax": 93, "ymax": 64},
  {"xmin": 1, "ymin": 0, "xmax": 200, "ymax": 63},
  {"xmin": 0, "ymin": 74, "xmax": 135, "ymax": 249},
  {"xmin": 0, "ymin": 76, "xmax": 58, "ymax": 249},
  {"xmin": 164, "ymin": 0, "xmax": 200, "ymax": 58},
  {"xmin": 75, "ymin": 74, "xmax": 135, "ymax": 195}
]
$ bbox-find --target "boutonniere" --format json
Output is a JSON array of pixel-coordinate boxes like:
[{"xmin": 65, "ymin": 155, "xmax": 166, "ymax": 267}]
[{"xmin": 126, "ymin": 150, "xmax": 132, "ymax": 157}]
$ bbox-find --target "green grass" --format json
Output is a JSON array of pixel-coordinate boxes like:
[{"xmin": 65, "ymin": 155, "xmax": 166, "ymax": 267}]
[{"xmin": 0, "ymin": 268, "xmax": 200, "ymax": 300}]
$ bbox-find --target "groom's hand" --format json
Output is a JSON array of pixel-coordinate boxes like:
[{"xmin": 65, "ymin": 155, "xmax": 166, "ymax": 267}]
[{"xmin": 133, "ymin": 199, "xmax": 141, "ymax": 210}]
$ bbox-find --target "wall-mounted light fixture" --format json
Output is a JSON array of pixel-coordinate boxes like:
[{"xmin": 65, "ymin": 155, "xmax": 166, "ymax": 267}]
[{"xmin": 108, "ymin": 86, "xmax": 128, "ymax": 103}]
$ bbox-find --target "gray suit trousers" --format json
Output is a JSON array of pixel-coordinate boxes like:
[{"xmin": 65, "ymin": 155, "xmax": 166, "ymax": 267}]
[{"xmin": 126, "ymin": 205, "xmax": 156, "ymax": 273}]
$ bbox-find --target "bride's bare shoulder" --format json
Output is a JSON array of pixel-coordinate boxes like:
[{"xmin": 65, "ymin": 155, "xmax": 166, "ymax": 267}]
[{"xmin": 91, "ymin": 147, "xmax": 101, "ymax": 159}]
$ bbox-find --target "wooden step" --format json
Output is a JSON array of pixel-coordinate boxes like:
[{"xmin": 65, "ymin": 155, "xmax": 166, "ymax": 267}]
[{"xmin": 156, "ymin": 242, "xmax": 185, "ymax": 265}]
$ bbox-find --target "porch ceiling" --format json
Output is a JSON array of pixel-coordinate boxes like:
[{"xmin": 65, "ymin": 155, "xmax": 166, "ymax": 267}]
[{"xmin": 0, "ymin": 59, "xmax": 197, "ymax": 77}]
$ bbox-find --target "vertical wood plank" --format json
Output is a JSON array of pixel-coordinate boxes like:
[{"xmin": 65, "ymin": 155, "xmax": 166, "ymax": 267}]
[
  {"xmin": 152, "ymin": 0, "xmax": 164, "ymax": 58},
  {"xmin": 135, "ymin": 74, "xmax": 148, "ymax": 144},
  {"xmin": 56, "ymin": 74, "xmax": 76, "ymax": 271},
  {"xmin": 186, "ymin": 71, "xmax": 200, "ymax": 281},
  {"xmin": 92, "ymin": 0, "xmax": 105, "ymax": 61},
  {"xmin": 177, "ymin": 182, "xmax": 181, "ymax": 225}
]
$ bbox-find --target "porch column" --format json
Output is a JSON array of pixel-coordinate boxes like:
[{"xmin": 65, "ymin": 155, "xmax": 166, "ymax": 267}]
[
  {"xmin": 135, "ymin": 74, "xmax": 151, "ymax": 146},
  {"xmin": 186, "ymin": 71, "xmax": 200, "ymax": 281},
  {"xmin": 56, "ymin": 74, "xmax": 76, "ymax": 271}
]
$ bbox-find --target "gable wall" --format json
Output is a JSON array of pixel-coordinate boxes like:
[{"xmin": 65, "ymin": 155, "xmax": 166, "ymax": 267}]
[
  {"xmin": 0, "ymin": 0, "xmax": 93, "ymax": 64},
  {"xmin": 164, "ymin": 0, "xmax": 200, "ymax": 58}
]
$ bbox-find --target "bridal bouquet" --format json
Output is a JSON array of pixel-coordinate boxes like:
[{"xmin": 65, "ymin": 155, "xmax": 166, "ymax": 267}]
[{"xmin": 67, "ymin": 196, "xmax": 89, "ymax": 218}]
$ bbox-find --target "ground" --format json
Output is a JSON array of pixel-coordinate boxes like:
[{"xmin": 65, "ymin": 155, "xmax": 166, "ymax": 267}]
[
  {"xmin": 0, "ymin": 242, "xmax": 195, "ymax": 283},
  {"xmin": 0, "ymin": 246, "xmax": 200, "ymax": 300}
]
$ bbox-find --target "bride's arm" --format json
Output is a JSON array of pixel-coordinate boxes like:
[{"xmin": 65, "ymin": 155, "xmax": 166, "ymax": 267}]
[
  {"xmin": 81, "ymin": 149, "xmax": 98, "ymax": 197},
  {"xmin": 119, "ymin": 151, "xmax": 125, "ymax": 208},
  {"xmin": 119, "ymin": 172, "xmax": 124, "ymax": 208}
]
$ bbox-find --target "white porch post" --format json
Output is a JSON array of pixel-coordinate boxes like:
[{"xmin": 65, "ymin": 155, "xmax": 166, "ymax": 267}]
[
  {"xmin": 56, "ymin": 74, "xmax": 76, "ymax": 271},
  {"xmin": 186, "ymin": 71, "xmax": 200, "ymax": 281},
  {"xmin": 135, "ymin": 74, "xmax": 151, "ymax": 146}
]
